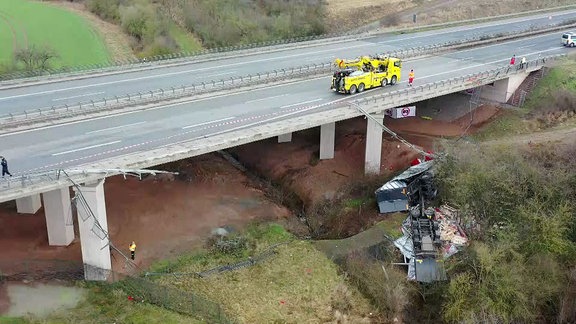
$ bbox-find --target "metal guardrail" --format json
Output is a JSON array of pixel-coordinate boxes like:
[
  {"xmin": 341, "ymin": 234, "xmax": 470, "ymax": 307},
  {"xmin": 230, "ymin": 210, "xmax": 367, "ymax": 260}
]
[
  {"xmin": 1, "ymin": 20, "xmax": 574, "ymax": 130},
  {"xmin": 0, "ymin": 53, "xmax": 565, "ymax": 200},
  {"xmin": 349, "ymin": 54, "xmax": 567, "ymax": 110},
  {"xmin": 0, "ymin": 63, "xmax": 335, "ymax": 128},
  {"xmin": 1, "ymin": 10, "xmax": 575, "ymax": 86}
]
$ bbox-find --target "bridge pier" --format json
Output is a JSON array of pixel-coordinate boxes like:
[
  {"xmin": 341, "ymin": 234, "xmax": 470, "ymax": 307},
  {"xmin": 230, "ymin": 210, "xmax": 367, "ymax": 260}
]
[
  {"xmin": 365, "ymin": 113, "xmax": 385, "ymax": 175},
  {"xmin": 16, "ymin": 194, "xmax": 41, "ymax": 214},
  {"xmin": 43, "ymin": 188, "xmax": 75, "ymax": 246},
  {"xmin": 480, "ymin": 72, "xmax": 529, "ymax": 103},
  {"xmin": 278, "ymin": 132, "xmax": 292, "ymax": 143},
  {"xmin": 74, "ymin": 179, "xmax": 111, "ymax": 281},
  {"xmin": 319, "ymin": 122, "xmax": 335, "ymax": 160}
]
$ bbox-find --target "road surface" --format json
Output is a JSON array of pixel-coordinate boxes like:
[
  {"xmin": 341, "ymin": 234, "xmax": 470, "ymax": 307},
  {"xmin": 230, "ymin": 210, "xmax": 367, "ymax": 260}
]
[
  {"xmin": 0, "ymin": 31, "xmax": 568, "ymax": 176},
  {"xmin": 0, "ymin": 10, "xmax": 574, "ymax": 114}
]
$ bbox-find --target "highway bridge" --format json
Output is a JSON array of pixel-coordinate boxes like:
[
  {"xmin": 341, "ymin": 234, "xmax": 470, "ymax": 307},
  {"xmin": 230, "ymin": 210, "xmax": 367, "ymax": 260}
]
[{"xmin": 0, "ymin": 10, "xmax": 574, "ymax": 280}]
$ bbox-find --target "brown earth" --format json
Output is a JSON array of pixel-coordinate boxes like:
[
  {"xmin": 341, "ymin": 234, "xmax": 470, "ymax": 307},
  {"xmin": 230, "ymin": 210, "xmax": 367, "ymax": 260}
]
[
  {"xmin": 0, "ymin": 103, "xmax": 500, "ymax": 277},
  {"xmin": 229, "ymin": 104, "xmax": 501, "ymax": 238},
  {"xmin": 0, "ymin": 154, "xmax": 292, "ymax": 276}
]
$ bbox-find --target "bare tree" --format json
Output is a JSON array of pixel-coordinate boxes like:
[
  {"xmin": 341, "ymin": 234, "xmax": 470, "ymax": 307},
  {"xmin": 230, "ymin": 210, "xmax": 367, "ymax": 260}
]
[{"xmin": 14, "ymin": 45, "xmax": 58, "ymax": 71}]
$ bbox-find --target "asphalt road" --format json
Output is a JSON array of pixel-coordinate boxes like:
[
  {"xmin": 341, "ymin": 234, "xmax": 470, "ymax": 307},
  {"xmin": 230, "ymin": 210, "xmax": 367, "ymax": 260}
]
[
  {"xmin": 0, "ymin": 31, "xmax": 569, "ymax": 176},
  {"xmin": 0, "ymin": 10, "xmax": 575, "ymax": 114}
]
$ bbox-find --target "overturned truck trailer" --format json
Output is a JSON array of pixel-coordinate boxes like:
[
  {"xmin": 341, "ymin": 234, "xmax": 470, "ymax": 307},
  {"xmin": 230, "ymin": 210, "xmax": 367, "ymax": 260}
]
[{"xmin": 386, "ymin": 162, "xmax": 447, "ymax": 283}]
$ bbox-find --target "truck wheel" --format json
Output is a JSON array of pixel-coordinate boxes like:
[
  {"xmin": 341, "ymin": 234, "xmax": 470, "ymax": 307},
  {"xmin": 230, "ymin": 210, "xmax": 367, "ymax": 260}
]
[
  {"xmin": 381, "ymin": 79, "xmax": 388, "ymax": 87},
  {"xmin": 349, "ymin": 85, "xmax": 357, "ymax": 94},
  {"xmin": 358, "ymin": 83, "xmax": 365, "ymax": 92},
  {"xmin": 391, "ymin": 76, "xmax": 397, "ymax": 85}
]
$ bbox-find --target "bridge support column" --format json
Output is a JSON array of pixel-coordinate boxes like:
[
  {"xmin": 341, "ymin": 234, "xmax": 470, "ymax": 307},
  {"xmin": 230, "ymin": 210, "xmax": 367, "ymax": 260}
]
[
  {"xmin": 278, "ymin": 132, "xmax": 292, "ymax": 143},
  {"xmin": 365, "ymin": 113, "xmax": 385, "ymax": 175},
  {"xmin": 480, "ymin": 73, "xmax": 529, "ymax": 103},
  {"xmin": 74, "ymin": 179, "xmax": 111, "ymax": 281},
  {"xmin": 319, "ymin": 122, "xmax": 336, "ymax": 160},
  {"xmin": 16, "ymin": 194, "xmax": 41, "ymax": 214},
  {"xmin": 43, "ymin": 188, "xmax": 74, "ymax": 246}
]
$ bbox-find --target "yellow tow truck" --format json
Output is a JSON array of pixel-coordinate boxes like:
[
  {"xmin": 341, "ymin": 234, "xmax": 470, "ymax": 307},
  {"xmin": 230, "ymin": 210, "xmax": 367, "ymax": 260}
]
[{"xmin": 331, "ymin": 55, "xmax": 402, "ymax": 94}]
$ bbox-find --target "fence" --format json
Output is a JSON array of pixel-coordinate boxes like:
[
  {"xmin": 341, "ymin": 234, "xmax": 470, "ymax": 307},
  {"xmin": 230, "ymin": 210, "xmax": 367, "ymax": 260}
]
[
  {"xmin": 0, "ymin": 259, "xmax": 233, "ymax": 323},
  {"xmin": 1, "ymin": 15, "xmax": 575, "ymax": 86}
]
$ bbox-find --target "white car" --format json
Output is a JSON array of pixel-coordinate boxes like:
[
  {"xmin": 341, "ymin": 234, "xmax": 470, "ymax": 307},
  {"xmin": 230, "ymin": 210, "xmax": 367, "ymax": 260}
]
[{"xmin": 562, "ymin": 32, "xmax": 575, "ymax": 47}]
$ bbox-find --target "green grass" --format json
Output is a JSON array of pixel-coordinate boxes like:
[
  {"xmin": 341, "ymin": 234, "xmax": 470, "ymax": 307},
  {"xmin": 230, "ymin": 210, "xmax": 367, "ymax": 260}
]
[
  {"xmin": 472, "ymin": 57, "xmax": 576, "ymax": 141},
  {"xmin": 169, "ymin": 23, "xmax": 203, "ymax": 53},
  {"xmin": 150, "ymin": 223, "xmax": 372, "ymax": 323},
  {"xmin": 0, "ymin": 0, "xmax": 110, "ymax": 68},
  {"xmin": 17, "ymin": 283, "xmax": 201, "ymax": 324}
]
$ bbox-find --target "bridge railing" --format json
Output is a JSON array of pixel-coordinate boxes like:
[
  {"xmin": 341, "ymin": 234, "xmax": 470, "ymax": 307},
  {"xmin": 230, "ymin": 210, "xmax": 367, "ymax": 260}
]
[
  {"xmin": 2, "ymin": 18, "xmax": 574, "ymax": 132},
  {"xmin": 0, "ymin": 14, "xmax": 574, "ymax": 86},
  {"xmin": 0, "ymin": 54, "xmax": 565, "ymax": 198}
]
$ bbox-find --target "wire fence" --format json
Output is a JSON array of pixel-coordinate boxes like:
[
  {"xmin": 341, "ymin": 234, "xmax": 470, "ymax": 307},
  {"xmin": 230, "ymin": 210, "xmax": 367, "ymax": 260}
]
[
  {"xmin": 1, "ymin": 16, "xmax": 574, "ymax": 87},
  {"xmin": 0, "ymin": 259, "xmax": 234, "ymax": 323},
  {"xmin": 145, "ymin": 241, "xmax": 291, "ymax": 278}
]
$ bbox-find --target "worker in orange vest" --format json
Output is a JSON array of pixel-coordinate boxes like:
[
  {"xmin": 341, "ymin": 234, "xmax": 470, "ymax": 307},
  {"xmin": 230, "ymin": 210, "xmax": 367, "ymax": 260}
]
[
  {"xmin": 129, "ymin": 241, "xmax": 136, "ymax": 260},
  {"xmin": 408, "ymin": 69, "xmax": 415, "ymax": 87}
]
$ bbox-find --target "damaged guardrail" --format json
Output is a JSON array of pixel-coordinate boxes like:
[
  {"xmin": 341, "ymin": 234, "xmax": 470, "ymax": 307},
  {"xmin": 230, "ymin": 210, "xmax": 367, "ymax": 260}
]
[{"xmin": 1, "ymin": 12, "xmax": 575, "ymax": 87}]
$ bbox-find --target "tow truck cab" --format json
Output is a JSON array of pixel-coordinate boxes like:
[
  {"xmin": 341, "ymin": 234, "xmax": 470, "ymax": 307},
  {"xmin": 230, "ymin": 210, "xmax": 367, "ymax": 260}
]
[{"xmin": 562, "ymin": 32, "xmax": 575, "ymax": 47}]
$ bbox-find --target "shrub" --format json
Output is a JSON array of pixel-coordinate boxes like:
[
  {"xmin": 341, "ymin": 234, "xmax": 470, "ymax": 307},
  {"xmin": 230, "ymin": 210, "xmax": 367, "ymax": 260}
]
[{"xmin": 86, "ymin": 0, "xmax": 120, "ymax": 22}]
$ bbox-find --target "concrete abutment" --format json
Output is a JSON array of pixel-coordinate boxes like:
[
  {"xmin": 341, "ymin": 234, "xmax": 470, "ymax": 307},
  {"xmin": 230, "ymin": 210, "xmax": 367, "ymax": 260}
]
[{"xmin": 278, "ymin": 133, "xmax": 292, "ymax": 143}]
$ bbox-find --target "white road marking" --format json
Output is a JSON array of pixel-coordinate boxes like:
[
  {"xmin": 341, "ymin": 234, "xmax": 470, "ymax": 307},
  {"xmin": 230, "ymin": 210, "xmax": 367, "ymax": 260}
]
[
  {"xmin": 0, "ymin": 71, "xmax": 237, "ymax": 101},
  {"xmin": 0, "ymin": 45, "xmax": 563, "ymax": 138},
  {"xmin": 0, "ymin": 75, "xmax": 330, "ymax": 138},
  {"xmin": 2, "ymin": 13, "xmax": 571, "ymax": 102},
  {"xmin": 280, "ymin": 98, "xmax": 323, "ymax": 109},
  {"xmin": 52, "ymin": 140, "xmax": 121, "ymax": 156},
  {"xmin": 85, "ymin": 121, "xmax": 147, "ymax": 135},
  {"xmin": 52, "ymin": 92, "xmax": 105, "ymax": 101},
  {"xmin": 245, "ymin": 94, "xmax": 288, "ymax": 104},
  {"xmin": 182, "ymin": 117, "xmax": 236, "ymax": 129}
]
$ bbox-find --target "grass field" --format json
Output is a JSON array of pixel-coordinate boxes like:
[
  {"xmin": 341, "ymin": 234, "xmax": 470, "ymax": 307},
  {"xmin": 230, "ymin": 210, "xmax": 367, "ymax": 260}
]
[
  {"xmin": 6, "ymin": 283, "xmax": 201, "ymax": 324},
  {"xmin": 0, "ymin": 0, "xmax": 109, "ymax": 68},
  {"xmin": 150, "ymin": 223, "xmax": 374, "ymax": 323}
]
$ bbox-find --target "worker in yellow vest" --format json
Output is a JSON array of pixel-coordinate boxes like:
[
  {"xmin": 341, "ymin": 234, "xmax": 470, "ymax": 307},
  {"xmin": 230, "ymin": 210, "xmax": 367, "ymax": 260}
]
[
  {"xmin": 129, "ymin": 241, "xmax": 136, "ymax": 260},
  {"xmin": 408, "ymin": 69, "xmax": 415, "ymax": 87}
]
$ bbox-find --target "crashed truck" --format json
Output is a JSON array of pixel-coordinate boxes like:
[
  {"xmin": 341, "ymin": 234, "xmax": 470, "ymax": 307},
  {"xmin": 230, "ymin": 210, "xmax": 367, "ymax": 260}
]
[{"xmin": 375, "ymin": 160, "xmax": 468, "ymax": 283}]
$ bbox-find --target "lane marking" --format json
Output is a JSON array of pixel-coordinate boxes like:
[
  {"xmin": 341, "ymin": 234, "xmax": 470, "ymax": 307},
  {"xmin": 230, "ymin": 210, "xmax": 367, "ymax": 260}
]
[
  {"xmin": 51, "ymin": 140, "xmax": 121, "ymax": 156},
  {"xmin": 245, "ymin": 94, "xmax": 288, "ymax": 104},
  {"xmin": 182, "ymin": 117, "xmax": 236, "ymax": 129},
  {"xmin": 281, "ymin": 98, "xmax": 323, "ymax": 108},
  {"xmin": 52, "ymin": 91, "xmax": 105, "ymax": 101},
  {"xmin": 2, "ymin": 13, "xmax": 573, "ymax": 101},
  {"xmin": 0, "ymin": 44, "xmax": 564, "ymax": 138},
  {"xmin": 0, "ymin": 75, "xmax": 331, "ymax": 138},
  {"xmin": 85, "ymin": 121, "xmax": 147, "ymax": 135},
  {"xmin": 0, "ymin": 71, "xmax": 237, "ymax": 101}
]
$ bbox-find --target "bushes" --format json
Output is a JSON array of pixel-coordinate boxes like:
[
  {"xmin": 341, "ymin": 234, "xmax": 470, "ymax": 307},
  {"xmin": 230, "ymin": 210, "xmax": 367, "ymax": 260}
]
[
  {"xmin": 435, "ymin": 141, "xmax": 576, "ymax": 323},
  {"xmin": 182, "ymin": 0, "xmax": 325, "ymax": 48}
]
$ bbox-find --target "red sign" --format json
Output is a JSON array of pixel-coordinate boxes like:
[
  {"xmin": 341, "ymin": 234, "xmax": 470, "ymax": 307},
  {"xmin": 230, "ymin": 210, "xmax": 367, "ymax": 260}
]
[{"xmin": 401, "ymin": 107, "xmax": 411, "ymax": 117}]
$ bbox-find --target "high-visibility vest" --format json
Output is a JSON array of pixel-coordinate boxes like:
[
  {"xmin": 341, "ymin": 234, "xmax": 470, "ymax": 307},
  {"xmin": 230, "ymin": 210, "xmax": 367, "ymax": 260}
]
[
  {"xmin": 409, "ymin": 72, "xmax": 414, "ymax": 79},
  {"xmin": 129, "ymin": 243, "xmax": 136, "ymax": 251}
]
